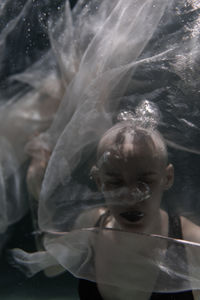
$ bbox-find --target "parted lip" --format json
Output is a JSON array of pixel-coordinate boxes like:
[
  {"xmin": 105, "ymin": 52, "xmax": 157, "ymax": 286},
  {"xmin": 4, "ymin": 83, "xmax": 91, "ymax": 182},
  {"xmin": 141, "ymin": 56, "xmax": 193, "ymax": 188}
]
[{"xmin": 119, "ymin": 211, "xmax": 145, "ymax": 223}]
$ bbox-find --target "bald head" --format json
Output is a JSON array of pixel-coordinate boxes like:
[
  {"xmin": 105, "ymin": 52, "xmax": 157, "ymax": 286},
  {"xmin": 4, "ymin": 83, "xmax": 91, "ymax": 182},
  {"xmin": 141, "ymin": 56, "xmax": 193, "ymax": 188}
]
[{"xmin": 97, "ymin": 121, "xmax": 168, "ymax": 166}]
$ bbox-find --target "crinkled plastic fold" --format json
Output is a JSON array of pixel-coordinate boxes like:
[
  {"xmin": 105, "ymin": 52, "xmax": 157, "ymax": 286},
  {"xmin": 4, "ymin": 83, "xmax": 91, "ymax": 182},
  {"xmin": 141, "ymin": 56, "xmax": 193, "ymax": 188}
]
[
  {"xmin": 2, "ymin": 0, "xmax": 200, "ymax": 294},
  {"xmin": 11, "ymin": 227, "xmax": 200, "ymax": 292}
]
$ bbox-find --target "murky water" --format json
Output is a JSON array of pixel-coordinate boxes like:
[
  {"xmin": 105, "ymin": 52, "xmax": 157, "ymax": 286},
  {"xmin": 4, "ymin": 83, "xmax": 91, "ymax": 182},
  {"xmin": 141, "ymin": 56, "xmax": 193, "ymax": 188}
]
[{"xmin": 1, "ymin": 0, "xmax": 200, "ymax": 298}]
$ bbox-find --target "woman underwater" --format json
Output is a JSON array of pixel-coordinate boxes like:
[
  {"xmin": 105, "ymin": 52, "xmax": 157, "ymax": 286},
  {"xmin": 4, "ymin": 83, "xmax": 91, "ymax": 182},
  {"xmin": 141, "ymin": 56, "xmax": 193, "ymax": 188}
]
[
  {"xmin": 5, "ymin": 0, "xmax": 200, "ymax": 299},
  {"xmin": 77, "ymin": 113, "xmax": 200, "ymax": 300}
]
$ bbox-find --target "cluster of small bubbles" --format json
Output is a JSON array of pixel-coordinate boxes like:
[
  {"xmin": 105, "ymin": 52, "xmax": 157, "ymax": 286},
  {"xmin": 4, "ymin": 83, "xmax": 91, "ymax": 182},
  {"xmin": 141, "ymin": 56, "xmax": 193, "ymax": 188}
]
[
  {"xmin": 188, "ymin": 0, "xmax": 200, "ymax": 9},
  {"xmin": 129, "ymin": 182, "xmax": 151, "ymax": 203},
  {"xmin": 25, "ymin": 47, "xmax": 30, "ymax": 55},
  {"xmin": 39, "ymin": 11, "xmax": 48, "ymax": 23},
  {"xmin": 135, "ymin": 100, "xmax": 160, "ymax": 126},
  {"xmin": 103, "ymin": 182, "xmax": 151, "ymax": 206},
  {"xmin": 139, "ymin": 100, "xmax": 160, "ymax": 129},
  {"xmin": 117, "ymin": 100, "xmax": 160, "ymax": 130},
  {"xmin": 117, "ymin": 111, "xmax": 135, "ymax": 122},
  {"xmin": 26, "ymin": 21, "xmax": 31, "ymax": 37}
]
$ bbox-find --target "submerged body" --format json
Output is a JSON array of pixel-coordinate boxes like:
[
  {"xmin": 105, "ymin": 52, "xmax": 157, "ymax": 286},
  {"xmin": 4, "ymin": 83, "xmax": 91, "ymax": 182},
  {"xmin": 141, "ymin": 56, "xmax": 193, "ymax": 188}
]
[
  {"xmin": 78, "ymin": 210, "xmax": 195, "ymax": 300},
  {"xmin": 77, "ymin": 121, "xmax": 200, "ymax": 300}
]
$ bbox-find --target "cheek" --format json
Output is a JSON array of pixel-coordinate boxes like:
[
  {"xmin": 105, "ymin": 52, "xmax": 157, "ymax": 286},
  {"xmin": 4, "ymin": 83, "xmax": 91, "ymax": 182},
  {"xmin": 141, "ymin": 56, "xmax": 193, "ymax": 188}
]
[
  {"xmin": 102, "ymin": 186, "xmax": 125, "ymax": 202},
  {"xmin": 102, "ymin": 187, "xmax": 133, "ymax": 208},
  {"xmin": 148, "ymin": 187, "xmax": 164, "ymax": 210},
  {"xmin": 150, "ymin": 188, "xmax": 163, "ymax": 202},
  {"xmin": 103, "ymin": 186, "xmax": 152, "ymax": 208},
  {"xmin": 150, "ymin": 177, "xmax": 166, "ymax": 192},
  {"xmin": 147, "ymin": 181, "xmax": 165, "ymax": 203}
]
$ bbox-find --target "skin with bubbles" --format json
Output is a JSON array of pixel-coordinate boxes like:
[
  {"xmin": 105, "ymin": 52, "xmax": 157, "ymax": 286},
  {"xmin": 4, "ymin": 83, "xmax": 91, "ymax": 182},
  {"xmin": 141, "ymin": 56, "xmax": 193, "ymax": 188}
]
[
  {"xmin": 92, "ymin": 121, "xmax": 200, "ymax": 300},
  {"xmin": 91, "ymin": 122, "xmax": 174, "ymax": 235},
  {"xmin": 90, "ymin": 120, "xmax": 200, "ymax": 245},
  {"xmin": 90, "ymin": 122, "xmax": 175, "ymax": 300}
]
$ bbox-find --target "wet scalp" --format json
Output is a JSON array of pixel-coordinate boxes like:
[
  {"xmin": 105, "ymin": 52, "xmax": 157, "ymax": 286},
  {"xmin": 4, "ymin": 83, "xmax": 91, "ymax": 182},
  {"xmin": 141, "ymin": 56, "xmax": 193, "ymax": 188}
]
[{"xmin": 97, "ymin": 121, "xmax": 168, "ymax": 166}]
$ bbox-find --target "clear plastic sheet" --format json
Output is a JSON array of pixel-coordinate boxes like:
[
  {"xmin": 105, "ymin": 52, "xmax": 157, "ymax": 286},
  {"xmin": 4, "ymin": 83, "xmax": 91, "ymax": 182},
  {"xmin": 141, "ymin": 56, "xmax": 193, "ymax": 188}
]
[
  {"xmin": 0, "ymin": 1, "xmax": 67, "ymax": 238},
  {"xmin": 0, "ymin": 137, "xmax": 27, "ymax": 235},
  {"xmin": 2, "ymin": 0, "xmax": 200, "ymax": 296},
  {"xmin": 42, "ymin": 228, "xmax": 200, "ymax": 293}
]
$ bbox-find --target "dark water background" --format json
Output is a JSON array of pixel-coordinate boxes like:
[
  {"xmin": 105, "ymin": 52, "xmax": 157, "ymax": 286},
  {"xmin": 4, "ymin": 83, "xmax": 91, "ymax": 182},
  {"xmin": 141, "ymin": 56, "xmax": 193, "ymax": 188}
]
[
  {"xmin": 0, "ymin": 0, "xmax": 77, "ymax": 99},
  {"xmin": 1, "ymin": 0, "xmax": 200, "ymax": 298},
  {"xmin": 0, "ymin": 214, "xmax": 78, "ymax": 300}
]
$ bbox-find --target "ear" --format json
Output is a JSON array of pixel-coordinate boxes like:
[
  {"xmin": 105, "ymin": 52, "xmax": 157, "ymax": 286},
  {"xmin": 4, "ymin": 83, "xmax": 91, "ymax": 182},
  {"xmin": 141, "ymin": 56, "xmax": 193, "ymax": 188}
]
[
  {"xmin": 164, "ymin": 163, "xmax": 174, "ymax": 190},
  {"xmin": 90, "ymin": 165, "xmax": 102, "ymax": 190}
]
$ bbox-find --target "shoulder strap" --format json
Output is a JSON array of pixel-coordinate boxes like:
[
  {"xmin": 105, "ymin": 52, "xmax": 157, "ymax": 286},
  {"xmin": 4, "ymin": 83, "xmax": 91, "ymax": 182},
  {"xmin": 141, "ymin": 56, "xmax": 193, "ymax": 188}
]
[{"xmin": 168, "ymin": 215, "xmax": 183, "ymax": 239}]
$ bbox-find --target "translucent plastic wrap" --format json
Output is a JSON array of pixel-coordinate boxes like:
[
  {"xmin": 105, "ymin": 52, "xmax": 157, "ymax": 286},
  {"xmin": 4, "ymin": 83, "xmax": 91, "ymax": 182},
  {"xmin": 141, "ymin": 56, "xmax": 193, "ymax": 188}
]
[
  {"xmin": 5, "ymin": 0, "xmax": 200, "ymax": 297},
  {"xmin": 0, "ymin": 137, "xmax": 27, "ymax": 235},
  {"xmin": 0, "ymin": 0, "xmax": 69, "ymax": 238}
]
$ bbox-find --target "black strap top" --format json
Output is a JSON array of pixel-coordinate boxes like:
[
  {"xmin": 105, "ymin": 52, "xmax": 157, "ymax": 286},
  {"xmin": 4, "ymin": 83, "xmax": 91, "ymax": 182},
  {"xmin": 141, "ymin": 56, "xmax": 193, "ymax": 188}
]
[
  {"xmin": 168, "ymin": 214, "xmax": 183, "ymax": 239},
  {"xmin": 78, "ymin": 213, "xmax": 194, "ymax": 300},
  {"xmin": 150, "ymin": 215, "xmax": 194, "ymax": 300}
]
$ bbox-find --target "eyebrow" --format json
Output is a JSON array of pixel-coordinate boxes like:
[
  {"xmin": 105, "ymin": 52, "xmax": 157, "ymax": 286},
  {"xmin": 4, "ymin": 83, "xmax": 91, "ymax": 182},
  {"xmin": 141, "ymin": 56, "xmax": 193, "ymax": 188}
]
[
  {"xmin": 103, "ymin": 170, "xmax": 159, "ymax": 178},
  {"xmin": 140, "ymin": 172, "xmax": 158, "ymax": 176},
  {"xmin": 104, "ymin": 172, "xmax": 122, "ymax": 177}
]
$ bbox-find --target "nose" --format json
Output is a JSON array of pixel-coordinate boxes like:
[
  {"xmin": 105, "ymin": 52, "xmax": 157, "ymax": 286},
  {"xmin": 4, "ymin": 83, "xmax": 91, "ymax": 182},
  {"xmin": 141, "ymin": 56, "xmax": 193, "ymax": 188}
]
[
  {"xmin": 129, "ymin": 181, "xmax": 148, "ymax": 192},
  {"xmin": 128, "ymin": 182, "xmax": 150, "ymax": 202}
]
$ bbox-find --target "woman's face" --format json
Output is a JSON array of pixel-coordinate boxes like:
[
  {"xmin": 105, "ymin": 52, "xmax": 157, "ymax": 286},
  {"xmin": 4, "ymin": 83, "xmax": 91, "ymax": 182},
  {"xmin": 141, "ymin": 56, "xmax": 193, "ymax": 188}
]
[{"xmin": 95, "ymin": 139, "xmax": 173, "ymax": 231}]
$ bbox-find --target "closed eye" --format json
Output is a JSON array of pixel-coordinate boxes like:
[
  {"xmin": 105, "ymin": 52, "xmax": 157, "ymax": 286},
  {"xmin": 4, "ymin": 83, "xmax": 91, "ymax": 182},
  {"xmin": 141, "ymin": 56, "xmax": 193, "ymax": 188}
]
[
  {"xmin": 139, "ymin": 177, "xmax": 156, "ymax": 185},
  {"xmin": 104, "ymin": 176, "xmax": 124, "ymax": 188},
  {"xmin": 106, "ymin": 180, "xmax": 123, "ymax": 186}
]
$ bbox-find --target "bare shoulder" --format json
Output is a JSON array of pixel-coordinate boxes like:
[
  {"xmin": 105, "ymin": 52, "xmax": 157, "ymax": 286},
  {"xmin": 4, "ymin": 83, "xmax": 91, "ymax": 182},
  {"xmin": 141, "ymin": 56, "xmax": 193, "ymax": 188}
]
[
  {"xmin": 180, "ymin": 216, "xmax": 200, "ymax": 243},
  {"xmin": 73, "ymin": 207, "xmax": 107, "ymax": 229}
]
